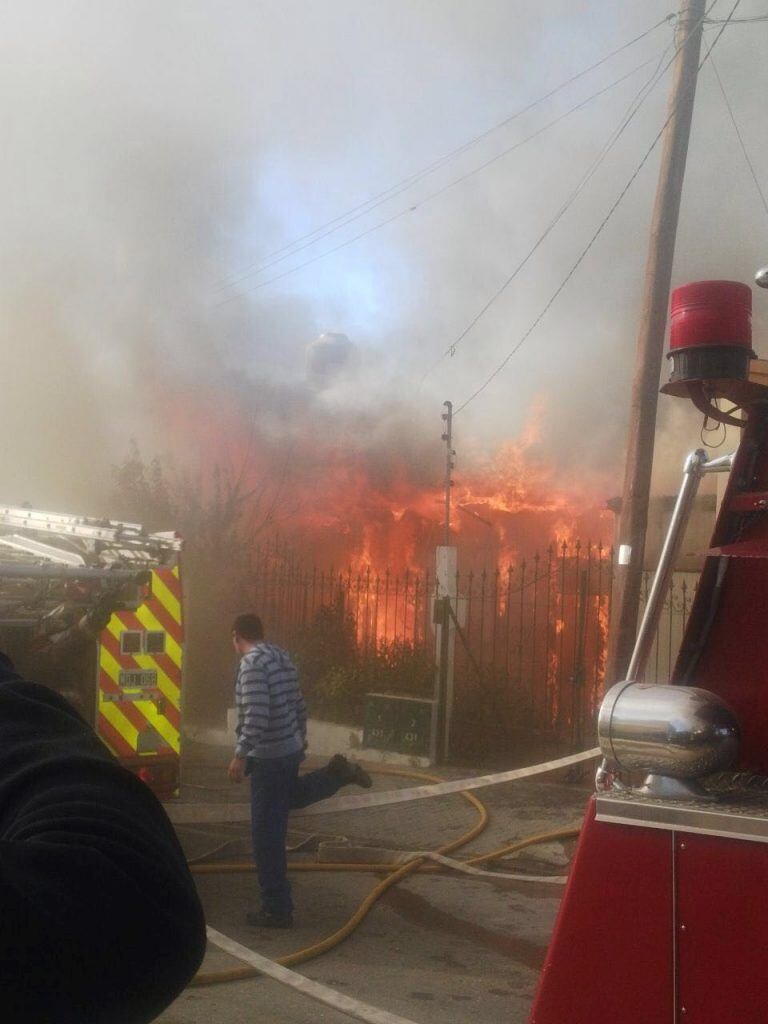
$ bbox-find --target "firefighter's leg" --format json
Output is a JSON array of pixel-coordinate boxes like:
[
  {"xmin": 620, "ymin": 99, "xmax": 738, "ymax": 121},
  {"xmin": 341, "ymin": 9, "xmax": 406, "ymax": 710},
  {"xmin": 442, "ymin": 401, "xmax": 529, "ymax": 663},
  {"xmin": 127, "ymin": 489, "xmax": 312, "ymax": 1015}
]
[
  {"xmin": 290, "ymin": 754, "xmax": 371, "ymax": 809},
  {"xmin": 289, "ymin": 764, "xmax": 339, "ymax": 809},
  {"xmin": 249, "ymin": 757, "xmax": 293, "ymax": 916}
]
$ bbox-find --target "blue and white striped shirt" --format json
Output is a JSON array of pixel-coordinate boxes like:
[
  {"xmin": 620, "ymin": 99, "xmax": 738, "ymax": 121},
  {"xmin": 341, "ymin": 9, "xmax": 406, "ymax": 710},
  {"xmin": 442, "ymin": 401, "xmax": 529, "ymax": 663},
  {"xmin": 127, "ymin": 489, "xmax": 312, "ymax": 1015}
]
[{"xmin": 234, "ymin": 643, "xmax": 307, "ymax": 760}]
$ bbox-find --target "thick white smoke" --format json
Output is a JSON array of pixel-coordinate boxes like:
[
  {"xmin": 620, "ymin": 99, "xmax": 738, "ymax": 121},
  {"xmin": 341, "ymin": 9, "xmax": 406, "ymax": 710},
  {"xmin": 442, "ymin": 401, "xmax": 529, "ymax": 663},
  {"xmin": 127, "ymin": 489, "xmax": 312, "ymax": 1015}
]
[{"xmin": 0, "ymin": 1, "xmax": 765, "ymax": 511}]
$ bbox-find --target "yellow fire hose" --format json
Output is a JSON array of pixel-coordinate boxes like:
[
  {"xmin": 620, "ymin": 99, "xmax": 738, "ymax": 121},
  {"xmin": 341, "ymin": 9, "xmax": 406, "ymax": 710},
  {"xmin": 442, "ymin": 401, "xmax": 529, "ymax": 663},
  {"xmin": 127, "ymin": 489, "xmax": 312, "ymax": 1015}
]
[
  {"xmin": 189, "ymin": 767, "xmax": 579, "ymax": 987},
  {"xmin": 190, "ymin": 826, "xmax": 581, "ymax": 877}
]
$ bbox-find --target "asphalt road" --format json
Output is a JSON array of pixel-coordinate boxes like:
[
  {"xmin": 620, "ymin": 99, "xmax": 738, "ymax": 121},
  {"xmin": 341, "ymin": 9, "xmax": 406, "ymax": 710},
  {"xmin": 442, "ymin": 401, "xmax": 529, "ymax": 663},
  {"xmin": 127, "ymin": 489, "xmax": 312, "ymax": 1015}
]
[{"xmin": 158, "ymin": 746, "xmax": 590, "ymax": 1024}]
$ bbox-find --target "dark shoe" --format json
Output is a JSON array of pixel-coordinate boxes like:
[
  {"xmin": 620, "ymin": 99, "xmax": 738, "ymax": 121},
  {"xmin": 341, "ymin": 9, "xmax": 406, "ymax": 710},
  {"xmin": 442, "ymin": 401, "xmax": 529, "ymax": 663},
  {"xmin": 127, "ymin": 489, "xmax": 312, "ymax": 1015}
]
[
  {"xmin": 327, "ymin": 753, "xmax": 372, "ymax": 789},
  {"xmin": 246, "ymin": 910, "xmax": 294, "ymax": 929}
]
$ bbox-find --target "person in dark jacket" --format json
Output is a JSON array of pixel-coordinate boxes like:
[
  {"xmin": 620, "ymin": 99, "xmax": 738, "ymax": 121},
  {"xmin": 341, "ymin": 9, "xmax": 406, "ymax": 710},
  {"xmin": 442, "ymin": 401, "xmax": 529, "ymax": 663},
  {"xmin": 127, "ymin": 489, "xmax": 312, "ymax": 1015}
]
[{"xmin": 0, "ymin": 650, "xmax": 206, "ymax": 1023}]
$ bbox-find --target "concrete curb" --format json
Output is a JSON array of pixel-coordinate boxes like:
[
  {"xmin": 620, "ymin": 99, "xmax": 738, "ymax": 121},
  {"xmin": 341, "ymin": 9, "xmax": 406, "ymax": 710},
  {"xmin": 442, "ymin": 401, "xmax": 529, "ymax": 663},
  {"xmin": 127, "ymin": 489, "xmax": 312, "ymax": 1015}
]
[{"xmin": 185, "ymin": 714, "xmax": 431, "ymax": 769}]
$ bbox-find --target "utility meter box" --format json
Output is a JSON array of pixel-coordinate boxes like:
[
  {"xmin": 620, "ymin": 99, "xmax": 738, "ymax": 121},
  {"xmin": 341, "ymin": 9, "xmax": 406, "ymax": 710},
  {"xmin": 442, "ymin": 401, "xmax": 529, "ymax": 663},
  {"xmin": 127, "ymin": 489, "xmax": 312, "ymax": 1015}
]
[{"xmin": 363, "ymin": 693, "xmax": 434, "ymax": 757}]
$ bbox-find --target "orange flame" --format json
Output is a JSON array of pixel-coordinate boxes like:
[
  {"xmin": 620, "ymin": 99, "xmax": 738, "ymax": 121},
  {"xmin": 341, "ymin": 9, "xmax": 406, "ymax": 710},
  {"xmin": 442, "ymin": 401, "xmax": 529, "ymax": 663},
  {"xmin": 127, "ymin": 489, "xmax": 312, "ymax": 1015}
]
[{"xmin": 162, "ymin": 387, "xmax": 614, "ymax": 580}]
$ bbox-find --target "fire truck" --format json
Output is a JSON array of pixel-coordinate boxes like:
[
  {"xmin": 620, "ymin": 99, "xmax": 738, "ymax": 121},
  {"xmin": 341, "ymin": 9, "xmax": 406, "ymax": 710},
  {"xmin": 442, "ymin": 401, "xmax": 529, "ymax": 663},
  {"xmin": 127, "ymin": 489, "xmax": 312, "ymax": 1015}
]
[
  {"xmin": 0, "ymin": 505, "xmax": 183, "ymax": 799},
  {"xmin": 530, "ymin": 279, "xmax": 768, "ymax": 1023}
]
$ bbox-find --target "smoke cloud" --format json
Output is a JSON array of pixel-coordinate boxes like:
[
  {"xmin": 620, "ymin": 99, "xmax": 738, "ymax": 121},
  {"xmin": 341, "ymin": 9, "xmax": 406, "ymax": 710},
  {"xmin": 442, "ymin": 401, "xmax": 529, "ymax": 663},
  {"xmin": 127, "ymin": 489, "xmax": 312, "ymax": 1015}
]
[{"xmin": 0, "ymin": 0, "xmax": 766, "ymax": 519}]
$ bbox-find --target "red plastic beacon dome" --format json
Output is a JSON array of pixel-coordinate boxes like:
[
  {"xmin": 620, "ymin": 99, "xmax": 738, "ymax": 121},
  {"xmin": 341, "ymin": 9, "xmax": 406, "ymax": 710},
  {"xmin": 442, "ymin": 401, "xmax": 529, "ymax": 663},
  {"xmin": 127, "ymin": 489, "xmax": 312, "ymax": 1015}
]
[{"xmin": 668, "ymin": 280, "xmax": 753, "ymax": 383}]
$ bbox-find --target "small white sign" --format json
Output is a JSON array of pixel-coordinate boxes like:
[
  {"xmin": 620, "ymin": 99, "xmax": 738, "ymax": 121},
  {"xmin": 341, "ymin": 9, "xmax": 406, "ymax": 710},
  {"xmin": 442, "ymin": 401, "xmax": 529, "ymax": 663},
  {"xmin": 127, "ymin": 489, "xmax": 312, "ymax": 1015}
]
[{"xmin": 618, "ymin": 544, "xmax": 632, "ymax": 565}]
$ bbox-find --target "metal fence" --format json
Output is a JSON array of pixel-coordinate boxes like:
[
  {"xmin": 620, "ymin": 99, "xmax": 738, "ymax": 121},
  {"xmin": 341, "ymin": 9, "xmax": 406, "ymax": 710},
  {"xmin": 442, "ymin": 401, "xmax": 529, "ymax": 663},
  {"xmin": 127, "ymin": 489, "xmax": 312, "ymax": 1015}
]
[
  {"xmin": 637, "ymin": 570, "xmax": 698, "ymax": 685},
  {"xmin": 411, "ymin": 543, "xmax": 613, "ymax": 751},
  {"xmin": 245, "ymin": 539, "xmax": 698, "ymax": 750}
]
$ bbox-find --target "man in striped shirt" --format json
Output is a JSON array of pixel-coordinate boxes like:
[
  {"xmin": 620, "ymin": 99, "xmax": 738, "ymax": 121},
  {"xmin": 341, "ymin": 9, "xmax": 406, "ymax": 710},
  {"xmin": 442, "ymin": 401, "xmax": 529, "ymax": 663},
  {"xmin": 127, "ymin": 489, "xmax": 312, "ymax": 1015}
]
[{"xmin": 228, "ymin": 612, "xmax": 371, "ymax": 928}]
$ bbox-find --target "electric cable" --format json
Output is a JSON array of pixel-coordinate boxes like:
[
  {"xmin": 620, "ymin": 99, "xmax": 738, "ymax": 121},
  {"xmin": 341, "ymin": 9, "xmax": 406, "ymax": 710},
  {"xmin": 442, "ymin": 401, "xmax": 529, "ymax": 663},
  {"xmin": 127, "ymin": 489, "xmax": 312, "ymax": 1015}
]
[
  {"xmin": 215, "ymin": 55, "xmax": 663, "ymax": 307},
  {"xmin": 710, "ymin": 54, "xmax": 768, "ymax": 223},
  {"xmin": 705, "ymin": 12, "xmax": 768, "ymax": 21},
  {"xmin": 419, "ymin": 30, "xmax": 678, "ymax": 382},
  {"xmin": 452, "ymin": 0, "xmax": 740, "ymax": 417},
  {"xmin": 435, "ymin": 0, "xmax": 710, "ymax": 381},
  {"xmin": 216, "ymin": 13, "xmax": 675, "ymax": 290}
]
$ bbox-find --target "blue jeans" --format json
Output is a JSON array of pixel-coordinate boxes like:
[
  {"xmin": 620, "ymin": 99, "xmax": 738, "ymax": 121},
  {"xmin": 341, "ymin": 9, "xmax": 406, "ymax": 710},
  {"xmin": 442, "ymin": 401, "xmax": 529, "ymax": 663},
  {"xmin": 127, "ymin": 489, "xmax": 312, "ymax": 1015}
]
[{"xmin": 249, "ymin": 753, "xmax": 342, "ymax": 916}]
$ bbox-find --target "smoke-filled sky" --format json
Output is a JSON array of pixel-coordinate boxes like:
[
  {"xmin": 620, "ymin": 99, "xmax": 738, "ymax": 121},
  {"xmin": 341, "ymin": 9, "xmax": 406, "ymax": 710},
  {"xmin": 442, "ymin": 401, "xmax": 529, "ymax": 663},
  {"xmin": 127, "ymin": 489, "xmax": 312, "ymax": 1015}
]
[{"xmin": 1, "ymin": 0, "xmax": 767, "ymax": 514}]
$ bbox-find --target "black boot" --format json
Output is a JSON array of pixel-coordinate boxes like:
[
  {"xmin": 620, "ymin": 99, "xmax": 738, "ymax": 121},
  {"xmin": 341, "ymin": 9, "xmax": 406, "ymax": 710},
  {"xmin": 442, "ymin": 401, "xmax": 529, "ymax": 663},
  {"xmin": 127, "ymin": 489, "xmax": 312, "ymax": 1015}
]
[{"xmin": 327, "ymin": 753, "xmax": 372, "ymax": 789}]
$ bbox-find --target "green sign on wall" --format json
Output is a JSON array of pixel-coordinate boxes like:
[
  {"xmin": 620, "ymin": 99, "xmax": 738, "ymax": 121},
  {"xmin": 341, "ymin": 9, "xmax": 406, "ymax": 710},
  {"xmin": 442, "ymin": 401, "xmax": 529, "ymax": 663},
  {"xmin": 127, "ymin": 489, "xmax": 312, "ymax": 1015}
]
[{"xmin": 363, "ymin": 693, "xmax": 434, "ymax": 757}]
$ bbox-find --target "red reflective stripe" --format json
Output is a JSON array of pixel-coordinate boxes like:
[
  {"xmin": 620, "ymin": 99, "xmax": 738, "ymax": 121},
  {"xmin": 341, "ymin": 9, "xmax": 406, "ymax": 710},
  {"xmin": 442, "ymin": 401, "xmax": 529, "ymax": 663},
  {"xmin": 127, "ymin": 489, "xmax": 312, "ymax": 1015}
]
[
  {"xmin": 99, "ymin": 669, "xmax": 149, "ymax": 736},
  {"xmin": 155, "ymin": 567, "xmax": 182, "ymax": 602},
  {"xmin": 100, "ymin": 627, "xmax": 142, "ymax": 671},
  {"xmin": 99, "ymin": 668, "xmax": 181, "ymax": 738},
  {"xmin": 144, "ymin": 695, "xmax": 180, "ymax": 732},
  {"xmin": 143, "ymin": 595, "xmax": 184, "ymax": 645},
  {"xmin": 112, "ymin": 610, "xmax": 182, "ymax": 670},
  {"xmin": 97, "ymin": 713, "xmax": 135, "ymax": 758},
  {"xmin": 155, "ymin": 652, "xmax": 181, "ymax": 685},
  {"xmin": 99, "ymin": 642, "xmax": 181, "ymax": 731},
  {"xmin": 112, "ymin": 599, "xmax": 183, "ymax": 653},
  {"xmin": 161, "ymin": 701, "xmax": 181, "ymax": 732},
  {"xmin": 104, "ymin": 611, "xmax": 181, "ymax": 685},
  {"xmin": 115, "ymin": 609, "xmax": 143, "ymax": 632},
  {"xmin": 111, "ymin": 610, "xmax": 146, "ymax": 637}
]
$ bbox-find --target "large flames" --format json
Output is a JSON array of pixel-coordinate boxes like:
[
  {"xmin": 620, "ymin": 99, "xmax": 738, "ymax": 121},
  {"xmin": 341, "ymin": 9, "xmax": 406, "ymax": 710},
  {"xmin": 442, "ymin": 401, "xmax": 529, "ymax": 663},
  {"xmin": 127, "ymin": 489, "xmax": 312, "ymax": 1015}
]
[
  {"xmin": 283, "ymin": 405, "xmax": 613, "ymax": 575},
  {"xmin": 164, "ymin": 385, "xmax": 614, "ymax": 575},
  {"xmin": 163, "ymin": 385, "xmax": 616, "ymax": 743}
]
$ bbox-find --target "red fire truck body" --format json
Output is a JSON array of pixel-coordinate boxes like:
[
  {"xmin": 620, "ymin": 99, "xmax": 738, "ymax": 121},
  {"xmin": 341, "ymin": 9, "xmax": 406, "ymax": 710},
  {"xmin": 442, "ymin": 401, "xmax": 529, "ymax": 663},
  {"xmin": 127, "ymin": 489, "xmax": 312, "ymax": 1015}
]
[{"xmin": 530, "ymin": 281, "xmax": 768, "ymax": 1023}]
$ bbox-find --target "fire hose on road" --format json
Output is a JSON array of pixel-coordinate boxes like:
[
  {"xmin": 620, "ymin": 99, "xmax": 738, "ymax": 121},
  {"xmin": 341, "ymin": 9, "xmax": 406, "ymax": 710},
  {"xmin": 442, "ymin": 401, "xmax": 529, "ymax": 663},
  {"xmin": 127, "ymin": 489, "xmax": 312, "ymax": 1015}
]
[
  {"xmin": 185, "ymin": 750, "xmax": 598, "ymax": 996},
  {"xmin": 190, "ymin": 767, "xmax": 489, "ymax": 986}
]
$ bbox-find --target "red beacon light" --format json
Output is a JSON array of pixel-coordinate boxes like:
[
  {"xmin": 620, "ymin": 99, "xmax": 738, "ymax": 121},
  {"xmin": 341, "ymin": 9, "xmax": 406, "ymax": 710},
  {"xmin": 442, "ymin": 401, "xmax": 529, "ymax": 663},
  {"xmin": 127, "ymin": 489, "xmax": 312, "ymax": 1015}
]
[{"xmin": 668, "ymin": 279, "xmax": 754, "ymax": 383}]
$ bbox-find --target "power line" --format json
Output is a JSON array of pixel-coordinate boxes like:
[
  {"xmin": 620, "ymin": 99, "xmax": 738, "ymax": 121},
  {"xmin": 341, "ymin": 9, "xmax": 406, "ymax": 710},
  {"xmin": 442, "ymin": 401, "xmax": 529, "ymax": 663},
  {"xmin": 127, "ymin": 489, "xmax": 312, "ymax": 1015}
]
[
  {"xmin": 426, "ymin": 1, "xmax": 709, "ymax": 377},
  {"xmin": 453, "ymin": 0, "xmax": 740, "ymax": 418},
  {"xmin": 710, "ymin": 54, "xmax": 768, "ymax": 222},
  {"xmin": 215, "ymin": 55, "xmax": 664, "ymax": 307},
  {"xmin": 422, "ymin": 33, "xmax": 677, "ymax": 374},
  {"xmin": 215, "ymin": 12, "xmax": 675, "ymax": 292},
  {"xmin": 705, "ymin": 12, "xmax": 768, "ymax": 20}
]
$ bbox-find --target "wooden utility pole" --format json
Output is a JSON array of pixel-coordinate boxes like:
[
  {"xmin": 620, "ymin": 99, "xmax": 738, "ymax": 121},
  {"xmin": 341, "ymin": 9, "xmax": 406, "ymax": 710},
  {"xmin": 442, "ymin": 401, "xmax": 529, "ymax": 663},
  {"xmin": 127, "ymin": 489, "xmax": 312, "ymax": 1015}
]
[
  {"xmin": 434, "ymin": 402, "xmax": 457, "ymax": 762},
  {"xmin": 607, "ymin": 0, "xmax": 706, "ymax": 683},
  {"xmin": 441, "ymin": 401, "xmax": 454, "ymax": 545}
]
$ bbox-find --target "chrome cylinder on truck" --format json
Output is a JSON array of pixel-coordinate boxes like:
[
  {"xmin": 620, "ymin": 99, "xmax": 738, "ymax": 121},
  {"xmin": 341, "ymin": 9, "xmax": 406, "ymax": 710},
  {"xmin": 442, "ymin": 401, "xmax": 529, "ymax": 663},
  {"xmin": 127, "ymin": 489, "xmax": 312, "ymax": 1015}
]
[{"xmin": 598, "ymin": 681, "xmax": 740, "ymax": 779}]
